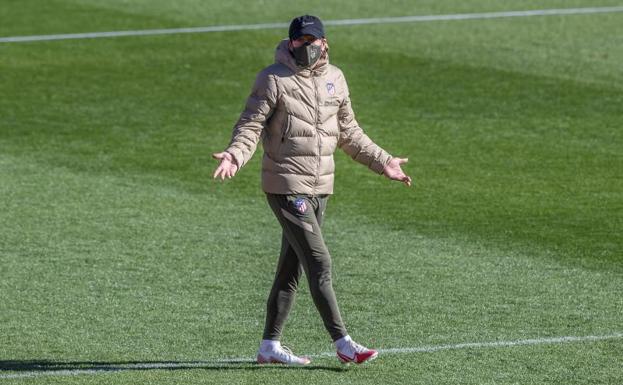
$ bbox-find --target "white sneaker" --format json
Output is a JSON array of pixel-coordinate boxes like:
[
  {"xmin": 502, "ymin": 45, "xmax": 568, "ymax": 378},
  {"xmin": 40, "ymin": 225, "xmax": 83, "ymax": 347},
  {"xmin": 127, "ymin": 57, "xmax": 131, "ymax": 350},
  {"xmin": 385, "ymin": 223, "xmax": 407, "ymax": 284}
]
[
  {"xmin": 257, "ymin": 345, "xmax": 311, "ymax": 365},
  {"xmin": 335, "ymin": 336, "xmax": 378, "ymax": 364}
]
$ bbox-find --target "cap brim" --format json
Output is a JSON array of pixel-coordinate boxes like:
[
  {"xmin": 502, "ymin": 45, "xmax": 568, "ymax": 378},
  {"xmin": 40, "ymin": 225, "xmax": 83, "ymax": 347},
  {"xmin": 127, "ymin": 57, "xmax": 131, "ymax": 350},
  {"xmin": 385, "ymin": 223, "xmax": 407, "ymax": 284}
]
[{"xmin": 291, "ymin": 27, "xmax": 324, "ymax": 40}]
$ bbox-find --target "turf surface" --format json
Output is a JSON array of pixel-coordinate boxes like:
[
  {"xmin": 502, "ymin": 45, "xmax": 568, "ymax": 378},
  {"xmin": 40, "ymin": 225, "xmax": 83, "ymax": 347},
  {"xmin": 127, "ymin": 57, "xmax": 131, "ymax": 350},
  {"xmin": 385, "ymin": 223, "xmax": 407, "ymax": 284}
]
[{"xmin": 1, "ymin": 1, "xmax": 622, "ymax": 384}]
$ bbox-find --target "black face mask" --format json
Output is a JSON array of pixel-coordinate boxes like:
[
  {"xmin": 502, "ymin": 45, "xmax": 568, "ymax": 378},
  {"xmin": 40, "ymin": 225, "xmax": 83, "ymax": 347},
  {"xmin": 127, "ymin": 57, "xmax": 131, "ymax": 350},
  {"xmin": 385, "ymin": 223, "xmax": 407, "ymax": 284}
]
[{"xmin": 292, "ymin": 42, "xmax": 322, "ymax": 68}]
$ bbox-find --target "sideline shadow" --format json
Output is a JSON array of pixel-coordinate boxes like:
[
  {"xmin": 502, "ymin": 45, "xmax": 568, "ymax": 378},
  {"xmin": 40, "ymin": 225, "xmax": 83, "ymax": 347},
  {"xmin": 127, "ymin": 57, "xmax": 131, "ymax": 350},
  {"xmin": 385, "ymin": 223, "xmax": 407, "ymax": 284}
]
[{"xmin": 0, "ymin": 359, "xmax": 348, "ymax": 373}]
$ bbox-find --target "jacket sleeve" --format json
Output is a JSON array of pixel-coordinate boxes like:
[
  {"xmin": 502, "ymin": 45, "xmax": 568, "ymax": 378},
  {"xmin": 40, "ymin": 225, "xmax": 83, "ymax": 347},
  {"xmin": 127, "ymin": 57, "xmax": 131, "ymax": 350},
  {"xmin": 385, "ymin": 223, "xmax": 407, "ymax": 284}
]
[
  {"xmin": 224, "ymin": 70, "xmax": 277, "ymax": 168},
  {"xmin": 337, "ymin": 75, "xmax": 392, "ymax": 175}
]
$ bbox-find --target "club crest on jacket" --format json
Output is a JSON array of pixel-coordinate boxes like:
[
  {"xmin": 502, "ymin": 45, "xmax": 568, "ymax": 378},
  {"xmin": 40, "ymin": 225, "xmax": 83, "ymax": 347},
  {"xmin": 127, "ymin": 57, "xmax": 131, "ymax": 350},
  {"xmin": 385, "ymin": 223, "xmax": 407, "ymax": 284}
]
[{"xmin": 326, "ymin": 82, "xmax": 335, "ymax": 96}]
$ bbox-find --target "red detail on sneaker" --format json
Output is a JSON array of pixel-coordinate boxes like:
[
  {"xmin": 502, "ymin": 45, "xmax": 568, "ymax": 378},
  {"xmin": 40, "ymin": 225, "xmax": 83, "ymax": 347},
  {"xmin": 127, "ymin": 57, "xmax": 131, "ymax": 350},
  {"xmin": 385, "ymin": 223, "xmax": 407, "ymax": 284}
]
[{"xmin": 337, "ymin": 349, "xmax": 379, "ymax": 364}]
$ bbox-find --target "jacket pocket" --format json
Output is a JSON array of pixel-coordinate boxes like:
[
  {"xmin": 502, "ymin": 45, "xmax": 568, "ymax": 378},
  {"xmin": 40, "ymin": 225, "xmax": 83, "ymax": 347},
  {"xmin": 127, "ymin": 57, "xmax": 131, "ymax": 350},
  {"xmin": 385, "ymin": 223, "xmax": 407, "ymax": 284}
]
[
  {"xmin": 281, "ymin": 114, "xmax": 292, "ymax": 143},
  {"xmin": 324, "ymin": 98, "xmax": 340, "ymax": 106}
]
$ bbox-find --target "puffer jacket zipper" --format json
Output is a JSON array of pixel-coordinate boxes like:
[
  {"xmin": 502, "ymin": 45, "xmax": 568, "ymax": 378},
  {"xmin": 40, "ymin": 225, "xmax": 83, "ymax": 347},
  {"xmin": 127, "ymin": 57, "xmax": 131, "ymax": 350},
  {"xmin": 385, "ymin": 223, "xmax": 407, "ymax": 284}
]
[{"xmin": 312, "ymin": 75, "xmax": 321, "ymax": 194}]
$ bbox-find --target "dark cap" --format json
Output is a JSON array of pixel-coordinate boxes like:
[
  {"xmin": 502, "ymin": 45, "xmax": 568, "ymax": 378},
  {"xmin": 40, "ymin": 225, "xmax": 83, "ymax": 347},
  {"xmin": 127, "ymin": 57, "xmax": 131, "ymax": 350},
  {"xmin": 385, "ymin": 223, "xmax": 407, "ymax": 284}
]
[{"xmin": 288, "ymin": 15, "xmax": 325, "ymax": 40}]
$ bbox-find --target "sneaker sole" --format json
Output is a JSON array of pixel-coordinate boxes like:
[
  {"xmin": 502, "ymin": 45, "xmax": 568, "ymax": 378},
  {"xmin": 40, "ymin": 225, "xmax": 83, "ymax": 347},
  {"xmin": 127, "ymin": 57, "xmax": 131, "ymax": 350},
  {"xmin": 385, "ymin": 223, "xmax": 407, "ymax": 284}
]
[{"xmin": 257, "ymin": 354, "xmax": 311, "ymax": 366}]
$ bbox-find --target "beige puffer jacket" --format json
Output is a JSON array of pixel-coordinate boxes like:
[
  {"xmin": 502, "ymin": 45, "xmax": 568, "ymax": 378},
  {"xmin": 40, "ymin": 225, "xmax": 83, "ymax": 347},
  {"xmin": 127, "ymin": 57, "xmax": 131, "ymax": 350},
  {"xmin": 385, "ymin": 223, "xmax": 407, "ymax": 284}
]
[{"xmin": 225, "ymin": 39, "xmax": 392, "ymax": 195}]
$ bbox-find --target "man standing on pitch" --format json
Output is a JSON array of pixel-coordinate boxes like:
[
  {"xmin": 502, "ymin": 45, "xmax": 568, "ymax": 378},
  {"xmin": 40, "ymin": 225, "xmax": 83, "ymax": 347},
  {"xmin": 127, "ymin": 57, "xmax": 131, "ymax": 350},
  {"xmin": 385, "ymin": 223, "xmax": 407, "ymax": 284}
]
[{"xmin": 213, "ymin": 15, "xmax": 411, "ymax": 365}]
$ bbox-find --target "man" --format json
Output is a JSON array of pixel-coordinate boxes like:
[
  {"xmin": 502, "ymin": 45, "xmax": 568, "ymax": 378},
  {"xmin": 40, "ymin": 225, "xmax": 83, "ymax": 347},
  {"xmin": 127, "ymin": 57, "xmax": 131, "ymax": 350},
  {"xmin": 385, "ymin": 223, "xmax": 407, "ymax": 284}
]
[{"xmin": 213, "ymin": 15, "xmax": 411, "ymax": 365}]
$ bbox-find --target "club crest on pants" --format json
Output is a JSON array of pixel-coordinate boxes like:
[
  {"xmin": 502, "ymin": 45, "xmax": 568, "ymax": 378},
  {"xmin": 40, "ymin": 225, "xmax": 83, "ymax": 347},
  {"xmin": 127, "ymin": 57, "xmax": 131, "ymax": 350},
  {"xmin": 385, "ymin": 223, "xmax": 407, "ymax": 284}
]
[{"xmin": 294, "ymin": 198, "xmax": 307, "ymax": 214}]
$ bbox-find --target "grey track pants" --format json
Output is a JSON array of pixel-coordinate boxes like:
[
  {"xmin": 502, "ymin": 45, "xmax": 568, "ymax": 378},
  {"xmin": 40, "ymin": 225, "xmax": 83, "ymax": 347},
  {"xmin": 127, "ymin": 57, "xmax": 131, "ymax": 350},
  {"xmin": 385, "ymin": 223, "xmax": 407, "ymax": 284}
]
[{"xmin": 263, "ymin": 193, "xmax": 348, "ymax": 342}]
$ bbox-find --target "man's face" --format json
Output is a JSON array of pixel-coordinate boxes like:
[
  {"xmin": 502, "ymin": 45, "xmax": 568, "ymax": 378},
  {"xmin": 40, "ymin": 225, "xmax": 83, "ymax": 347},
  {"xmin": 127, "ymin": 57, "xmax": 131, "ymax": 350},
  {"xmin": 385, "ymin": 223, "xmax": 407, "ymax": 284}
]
[
  {"xmin": 289, "ymin": 34, "xmax": 327, "ymax": 67},
  {"xmin": 290, "ymin": 34, "xmax": 326, "ymax": 50}
]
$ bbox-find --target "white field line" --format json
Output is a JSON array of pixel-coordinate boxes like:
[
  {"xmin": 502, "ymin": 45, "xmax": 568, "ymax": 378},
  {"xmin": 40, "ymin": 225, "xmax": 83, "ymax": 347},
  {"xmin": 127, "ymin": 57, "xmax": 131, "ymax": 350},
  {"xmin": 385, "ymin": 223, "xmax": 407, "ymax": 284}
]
[
  {"xmin": 1, "ymin": 332, "xmax": 621, "ymax": 379},
  {"xmin": 1, "ymin": 6, "xmax": 623, "ymax": 43}
]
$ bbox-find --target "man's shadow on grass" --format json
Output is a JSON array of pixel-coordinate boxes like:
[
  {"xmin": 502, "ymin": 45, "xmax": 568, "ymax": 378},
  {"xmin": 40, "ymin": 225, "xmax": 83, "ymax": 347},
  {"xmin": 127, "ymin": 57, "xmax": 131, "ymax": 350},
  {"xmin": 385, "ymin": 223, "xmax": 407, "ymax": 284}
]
[{"xmin": 0, "ymin": 359, "xmax": 348, "ymax": 373}]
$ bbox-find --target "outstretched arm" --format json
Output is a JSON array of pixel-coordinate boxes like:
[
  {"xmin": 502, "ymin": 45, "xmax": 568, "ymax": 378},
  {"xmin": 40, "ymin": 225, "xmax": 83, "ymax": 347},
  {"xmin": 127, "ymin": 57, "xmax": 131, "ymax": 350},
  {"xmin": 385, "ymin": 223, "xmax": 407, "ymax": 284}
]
[
  {"xmin": 337, "ymin": 79, "xmax": 411, "ymax": 187},
  {"xmin": 213, "ymin": 70, "xmax": 277, "ymax": 181}
]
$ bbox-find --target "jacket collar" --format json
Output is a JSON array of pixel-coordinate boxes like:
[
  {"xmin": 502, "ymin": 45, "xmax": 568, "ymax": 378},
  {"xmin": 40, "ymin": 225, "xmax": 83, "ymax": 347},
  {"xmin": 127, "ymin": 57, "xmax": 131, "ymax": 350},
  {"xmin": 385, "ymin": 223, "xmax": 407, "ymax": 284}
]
[{"xmin": 274, "ymin": 39, "xmax": 329, "ymax": 78}]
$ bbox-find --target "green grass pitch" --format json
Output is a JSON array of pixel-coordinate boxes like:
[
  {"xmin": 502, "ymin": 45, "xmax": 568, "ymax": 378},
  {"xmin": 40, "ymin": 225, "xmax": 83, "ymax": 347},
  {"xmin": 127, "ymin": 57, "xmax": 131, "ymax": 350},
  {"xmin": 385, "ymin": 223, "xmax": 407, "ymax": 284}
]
[{"xmin": 1, "ymin": 1, "xmax": 622, "ymax": 384}]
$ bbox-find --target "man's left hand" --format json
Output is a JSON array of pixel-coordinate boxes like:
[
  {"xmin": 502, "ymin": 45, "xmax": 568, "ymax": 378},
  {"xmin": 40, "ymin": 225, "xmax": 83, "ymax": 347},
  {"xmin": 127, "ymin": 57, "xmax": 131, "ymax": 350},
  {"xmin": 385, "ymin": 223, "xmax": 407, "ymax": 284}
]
[{"xmin": 383, "ymin": 157, "xmax": 412, "ymax": 187}]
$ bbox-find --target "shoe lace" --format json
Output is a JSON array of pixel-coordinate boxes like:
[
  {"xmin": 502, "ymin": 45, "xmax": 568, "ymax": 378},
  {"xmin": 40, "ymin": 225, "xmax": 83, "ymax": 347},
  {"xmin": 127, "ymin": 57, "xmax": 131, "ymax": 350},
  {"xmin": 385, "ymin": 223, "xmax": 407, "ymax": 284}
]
[
  {"xmin": 274, "ymin": 345, "xmax": 301, "ymax": 362},
  {"xmin": 350, "ymin": 341, "xmax": 367, "ymax": 354},
  {"xmin": 281, "ymin": 345, "xmax": 294, "ymax": 356}
]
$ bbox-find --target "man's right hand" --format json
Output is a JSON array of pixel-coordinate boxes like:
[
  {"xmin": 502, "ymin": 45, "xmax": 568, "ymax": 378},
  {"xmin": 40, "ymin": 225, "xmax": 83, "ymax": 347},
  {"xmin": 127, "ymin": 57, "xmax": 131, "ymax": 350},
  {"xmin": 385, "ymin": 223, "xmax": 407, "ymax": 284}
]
[{"xmin": 212, "ymin": 152, "xmax": 239, "ymax": 180}]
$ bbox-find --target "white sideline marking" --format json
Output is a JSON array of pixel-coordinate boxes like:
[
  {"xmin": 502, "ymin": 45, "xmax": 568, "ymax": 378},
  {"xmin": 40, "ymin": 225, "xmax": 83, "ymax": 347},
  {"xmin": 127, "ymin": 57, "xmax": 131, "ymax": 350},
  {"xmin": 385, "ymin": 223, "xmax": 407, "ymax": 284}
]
[
  {"xmin": 366, "ymin": 332, "xmax": 623, "ymax": 355},
  {"xmin": 1, "ymin": 6, "xmax": 623, "ymax": 43},
  {"xmin": 1, "ymin": 332, "xmax": 621, "ymax": 379}
]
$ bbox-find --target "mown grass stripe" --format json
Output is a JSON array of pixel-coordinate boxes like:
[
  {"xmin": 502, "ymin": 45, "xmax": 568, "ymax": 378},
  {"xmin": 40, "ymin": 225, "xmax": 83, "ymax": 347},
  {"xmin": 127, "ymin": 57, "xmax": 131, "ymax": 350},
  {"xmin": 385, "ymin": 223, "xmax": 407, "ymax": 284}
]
[{"xmin": 1, "ymin": 6, "xmax": 623, "ymax": 43}]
